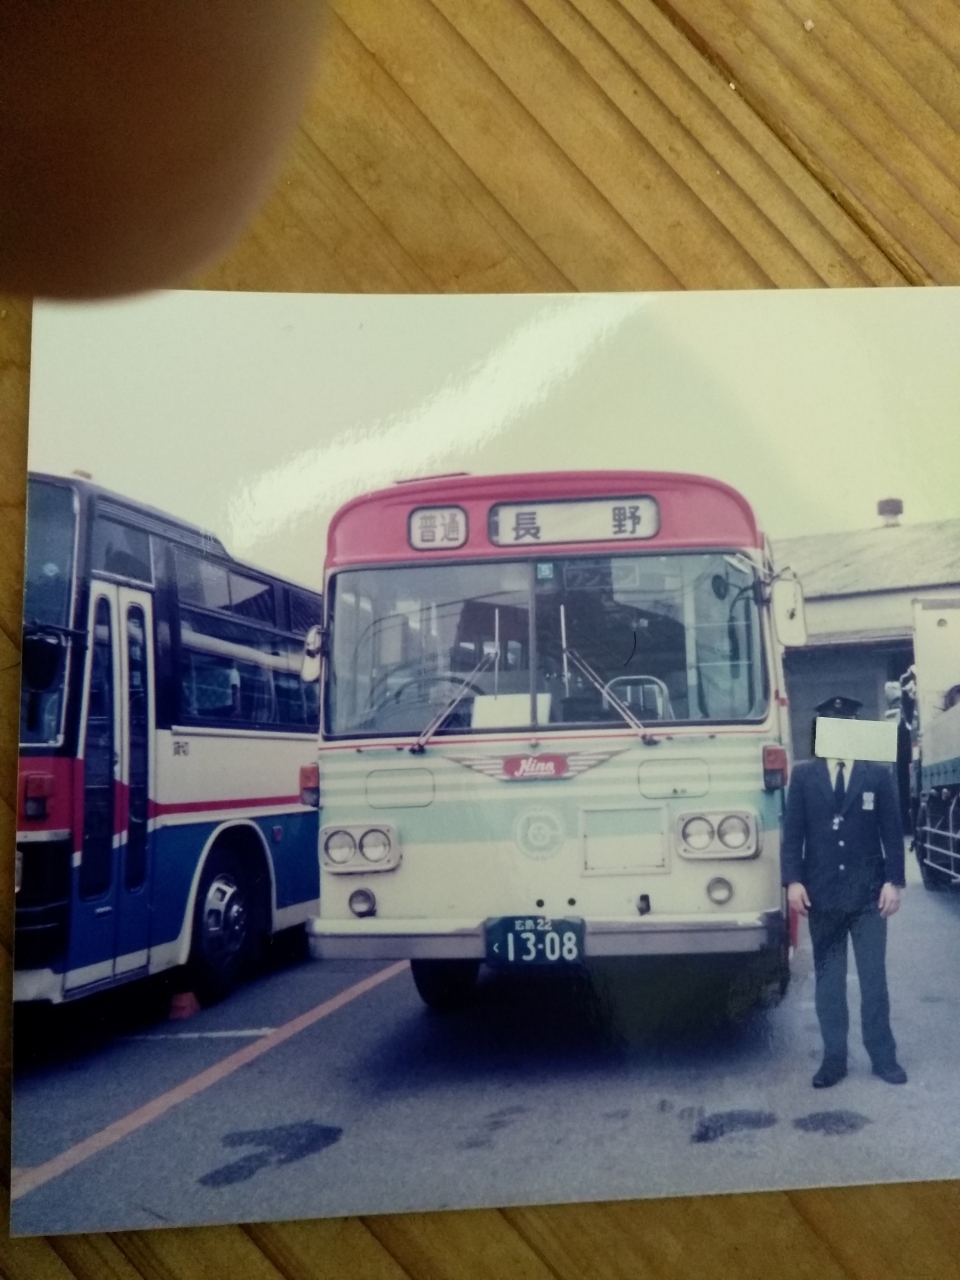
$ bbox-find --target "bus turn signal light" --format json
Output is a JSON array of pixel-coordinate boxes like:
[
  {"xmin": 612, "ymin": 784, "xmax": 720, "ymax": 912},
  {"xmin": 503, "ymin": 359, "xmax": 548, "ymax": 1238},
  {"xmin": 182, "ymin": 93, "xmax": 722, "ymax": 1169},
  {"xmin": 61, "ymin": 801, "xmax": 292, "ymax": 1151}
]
[
  {"xmin": 762, "ymin": 746, "xmax": 788, "ymax": 792},
  {"xmin": 300, "ymin": 764, "xmax": 320, "ymax": 808},
  {"xmin": 22, "ymin": 772, "xmax": 54, "ymax": 821}
]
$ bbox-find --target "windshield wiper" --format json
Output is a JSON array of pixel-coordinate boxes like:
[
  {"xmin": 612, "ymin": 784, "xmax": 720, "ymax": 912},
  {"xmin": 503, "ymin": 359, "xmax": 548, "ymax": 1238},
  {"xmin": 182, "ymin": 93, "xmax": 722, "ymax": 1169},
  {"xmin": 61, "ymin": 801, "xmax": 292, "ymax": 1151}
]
[
  {"xmin": 561, "ymin": 644, "xmax": 649, "ymax": 736},
  {"xmin": 409, "ymin": 650, "xmax": 496, "ymax": 754}
]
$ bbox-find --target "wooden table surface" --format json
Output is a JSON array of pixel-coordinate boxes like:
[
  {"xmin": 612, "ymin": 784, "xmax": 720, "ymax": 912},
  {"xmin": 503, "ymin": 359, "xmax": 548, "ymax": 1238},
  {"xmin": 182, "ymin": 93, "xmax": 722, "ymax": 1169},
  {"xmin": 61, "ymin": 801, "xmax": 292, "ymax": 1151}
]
[{"xmin": 3, "ymin": 2, "xmax": 960, "ymax": 1276}]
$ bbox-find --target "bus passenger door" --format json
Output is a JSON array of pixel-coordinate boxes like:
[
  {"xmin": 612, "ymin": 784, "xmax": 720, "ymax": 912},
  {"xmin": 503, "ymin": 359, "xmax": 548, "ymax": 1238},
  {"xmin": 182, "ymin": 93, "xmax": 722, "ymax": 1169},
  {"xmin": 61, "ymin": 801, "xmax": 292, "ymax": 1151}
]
[
  {"xmin": 66, "ymin": 583, "xmax": 122, "ymax": 990},
  {"xmin": 113, "ymin": 588, "xmax": 155, "ymax": 975}
]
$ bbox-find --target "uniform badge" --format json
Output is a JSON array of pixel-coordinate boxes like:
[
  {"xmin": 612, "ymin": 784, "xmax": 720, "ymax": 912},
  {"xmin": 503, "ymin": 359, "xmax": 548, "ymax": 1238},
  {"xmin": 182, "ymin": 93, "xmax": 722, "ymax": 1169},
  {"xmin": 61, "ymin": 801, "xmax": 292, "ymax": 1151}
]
[{"xmin": 862, "ymin": 791, "xmax": 875, "ymax": 810}]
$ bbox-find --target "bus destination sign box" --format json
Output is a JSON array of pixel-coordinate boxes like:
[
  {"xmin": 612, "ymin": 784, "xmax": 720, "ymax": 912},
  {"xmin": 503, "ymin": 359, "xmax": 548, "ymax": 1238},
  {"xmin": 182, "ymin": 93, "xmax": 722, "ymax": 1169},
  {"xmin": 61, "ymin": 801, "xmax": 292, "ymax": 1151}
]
[
  {"xmin": 489, "ymin": 496, "xmax": 659, "ymax": 546},
  {"xmin": 408, "ymin": 505, "xmax": 468, "ymax": 550}
]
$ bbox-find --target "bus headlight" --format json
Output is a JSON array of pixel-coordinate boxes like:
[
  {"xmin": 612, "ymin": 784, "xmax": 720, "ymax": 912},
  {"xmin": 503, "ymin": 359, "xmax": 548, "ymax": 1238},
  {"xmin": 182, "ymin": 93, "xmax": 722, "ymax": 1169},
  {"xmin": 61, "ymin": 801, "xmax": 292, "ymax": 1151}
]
[
  {"xmin": 324, "ymin": 830, "xmax": 356, "ymax": 864},
  {"xmin": 320, "ymin": 823, "xmax": 401, "ymax": 872},
  {"xmin": 677, "ymin": 811, "xmax": 758, "ymax": 858},
  {"xmin": 717, "ymin": 815, "xmax": 750, "ymax": 850},
  {"xmin": 681, "ymin": 816, "xmax": 714, "ymax": 851},
  {"xmin": 707, "ymin": 877, "xmax": 734, "ymax": 905},
  {"xmin": 359, "ymin": 828, "xmax": 391, "ymax": 863}
]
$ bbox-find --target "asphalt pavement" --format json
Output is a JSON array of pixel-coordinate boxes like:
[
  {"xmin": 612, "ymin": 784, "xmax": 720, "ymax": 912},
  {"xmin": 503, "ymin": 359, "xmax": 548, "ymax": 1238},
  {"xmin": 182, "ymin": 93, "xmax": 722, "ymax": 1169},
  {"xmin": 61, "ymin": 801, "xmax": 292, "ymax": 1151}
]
[{"xmin": 12, "ymin": 852, "xmax": 960, "ymax": 1236}]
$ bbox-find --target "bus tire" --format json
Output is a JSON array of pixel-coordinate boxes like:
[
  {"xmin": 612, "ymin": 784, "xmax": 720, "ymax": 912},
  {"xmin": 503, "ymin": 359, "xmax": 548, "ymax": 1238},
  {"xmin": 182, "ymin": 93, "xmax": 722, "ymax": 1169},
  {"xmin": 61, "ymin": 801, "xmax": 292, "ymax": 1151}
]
[
  {"xmin": 410, "ymin": 959, "xmax": 480, "ymax": 1013},
  {"xmin": 188, "ymin": 846, "xmax": 261, "ymax": 1005}
]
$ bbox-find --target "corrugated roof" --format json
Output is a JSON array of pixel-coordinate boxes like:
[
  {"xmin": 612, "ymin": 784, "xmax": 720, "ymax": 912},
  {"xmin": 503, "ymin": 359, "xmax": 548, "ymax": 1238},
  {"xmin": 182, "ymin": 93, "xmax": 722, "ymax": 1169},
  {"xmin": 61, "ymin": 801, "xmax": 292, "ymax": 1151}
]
[{"xmin": 772, "ymin": 518, "xmax": 960, "ymax": 599}]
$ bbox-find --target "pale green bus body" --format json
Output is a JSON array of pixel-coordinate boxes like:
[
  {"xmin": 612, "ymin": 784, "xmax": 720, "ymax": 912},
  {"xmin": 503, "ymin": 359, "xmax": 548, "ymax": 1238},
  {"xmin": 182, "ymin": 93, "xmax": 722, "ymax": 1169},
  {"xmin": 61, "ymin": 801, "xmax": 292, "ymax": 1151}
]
[
  {"xmin": 312, "ymin": 729, "xmax": 785, "ymax": 960},
  {"xmin": 306, "ymin": 472, "xmax": 799, "ymax": 995}
]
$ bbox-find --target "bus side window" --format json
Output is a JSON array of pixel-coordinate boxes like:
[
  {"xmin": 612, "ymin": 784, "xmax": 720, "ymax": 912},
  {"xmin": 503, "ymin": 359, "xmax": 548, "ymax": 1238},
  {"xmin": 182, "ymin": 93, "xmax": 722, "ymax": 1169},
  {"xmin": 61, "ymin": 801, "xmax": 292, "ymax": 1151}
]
[
  {"xmin": 80, "ymin": 599, "xmax": 115, "ymax": 899},
  {"xmin": 91, "ymin": 518, "xmax": 152, "ymax": 583}
]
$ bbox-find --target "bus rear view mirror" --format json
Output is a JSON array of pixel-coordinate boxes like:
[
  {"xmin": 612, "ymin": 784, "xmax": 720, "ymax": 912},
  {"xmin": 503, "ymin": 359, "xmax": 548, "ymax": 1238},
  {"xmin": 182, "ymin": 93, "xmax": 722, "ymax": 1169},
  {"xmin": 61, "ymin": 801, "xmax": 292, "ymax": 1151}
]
[
  {"xmin": 883, "ymin": 679, "xmax": 903, "ymax": 718},
  {"xmin": 771, "ymin": 578, "xmax": 807, "ymax": 648},
  {"xmin": 22, "ymin": 630, "xmax": 64, "ymax": 691},
  {"xmin": 301, "ymin": 624, "xmax": 324, "ymax": 684}
]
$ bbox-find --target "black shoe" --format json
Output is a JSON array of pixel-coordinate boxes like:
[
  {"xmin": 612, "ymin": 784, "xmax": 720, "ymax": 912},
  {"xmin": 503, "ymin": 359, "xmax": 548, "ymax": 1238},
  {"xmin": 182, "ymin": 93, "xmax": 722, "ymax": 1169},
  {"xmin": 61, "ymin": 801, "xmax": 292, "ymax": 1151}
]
[
  {"xmin": 873, "ymin": 1061, "xmax": 908, "ymax": 1084},
  {"xmin": 812, "ymin": 1059, "xmax": 847, "ymax": 1088}
]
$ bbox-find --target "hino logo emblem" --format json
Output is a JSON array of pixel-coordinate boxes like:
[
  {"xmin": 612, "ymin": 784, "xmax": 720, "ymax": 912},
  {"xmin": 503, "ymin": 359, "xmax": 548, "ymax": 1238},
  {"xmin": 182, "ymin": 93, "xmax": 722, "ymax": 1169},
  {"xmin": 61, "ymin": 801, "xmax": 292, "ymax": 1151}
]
[
  {"xmin": 449, "ymin": 748, "xmax": 626, "ymax": 782},
  {"xmin": 504, "ymin": 754, "xmax": 568, "ymax": 779}
]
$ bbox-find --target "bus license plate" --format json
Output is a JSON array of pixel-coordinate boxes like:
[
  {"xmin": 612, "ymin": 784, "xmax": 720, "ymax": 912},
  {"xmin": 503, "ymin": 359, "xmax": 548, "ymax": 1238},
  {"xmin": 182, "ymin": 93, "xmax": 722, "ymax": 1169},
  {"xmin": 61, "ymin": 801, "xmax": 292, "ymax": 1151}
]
[{"xmin": 485, "ymin": 916, "xmax": 584, "ymax": 965}]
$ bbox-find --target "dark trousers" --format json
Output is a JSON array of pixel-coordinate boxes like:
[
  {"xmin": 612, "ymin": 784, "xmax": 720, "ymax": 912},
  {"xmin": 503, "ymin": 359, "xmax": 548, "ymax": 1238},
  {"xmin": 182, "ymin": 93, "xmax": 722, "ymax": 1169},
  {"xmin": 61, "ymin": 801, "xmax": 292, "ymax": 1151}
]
[{"xmin": 808, "ymin": 905, "xmax": 897, "ymax": 1067}]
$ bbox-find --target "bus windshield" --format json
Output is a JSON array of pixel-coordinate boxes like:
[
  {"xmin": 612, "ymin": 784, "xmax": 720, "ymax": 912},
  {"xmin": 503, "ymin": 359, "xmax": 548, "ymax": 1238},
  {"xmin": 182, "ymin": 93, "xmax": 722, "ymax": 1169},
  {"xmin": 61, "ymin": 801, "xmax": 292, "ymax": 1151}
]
[
  {"xmin": 326, "ymin": 552, "xmax": 768, "ymax": 738},
  {"xmin": 21, "ymin": 480, "xmax": 78, "ymax": 745}
]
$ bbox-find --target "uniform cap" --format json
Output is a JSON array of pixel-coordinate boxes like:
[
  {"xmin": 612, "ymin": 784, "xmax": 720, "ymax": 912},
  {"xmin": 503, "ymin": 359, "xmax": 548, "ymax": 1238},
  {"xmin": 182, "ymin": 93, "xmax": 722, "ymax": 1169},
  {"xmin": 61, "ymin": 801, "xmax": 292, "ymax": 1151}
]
[{"xmin": 815, "ymin": 694, "xmax": 863, "ymax": 718}]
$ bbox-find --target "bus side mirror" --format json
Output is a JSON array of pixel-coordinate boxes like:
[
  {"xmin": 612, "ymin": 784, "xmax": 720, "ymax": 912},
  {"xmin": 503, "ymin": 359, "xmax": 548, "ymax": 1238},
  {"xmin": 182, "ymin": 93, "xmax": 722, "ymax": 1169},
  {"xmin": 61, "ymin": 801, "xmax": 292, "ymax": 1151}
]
[
  {"xmin": 22, "ymin": 630, "xmax": 64, "ymax": 691},
  {"xmin": 883, "ymin": 680, "xmax": 903, "ymax": 720},
  {"xmin": 771, "ymin": 578, "xmax": 807, "ymax": 648},
  {"xmin": 301, "ymin": 624, "xmax": 324, "ymax": 684}
]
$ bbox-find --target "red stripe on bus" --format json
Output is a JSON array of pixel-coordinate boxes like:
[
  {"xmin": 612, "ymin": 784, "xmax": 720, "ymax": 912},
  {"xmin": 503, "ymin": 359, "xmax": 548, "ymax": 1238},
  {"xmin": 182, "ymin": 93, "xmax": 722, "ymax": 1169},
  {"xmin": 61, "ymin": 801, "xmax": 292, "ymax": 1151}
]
[{"xmin": 147, "ymin": 794, "xmax": 302, "ymax": 818}]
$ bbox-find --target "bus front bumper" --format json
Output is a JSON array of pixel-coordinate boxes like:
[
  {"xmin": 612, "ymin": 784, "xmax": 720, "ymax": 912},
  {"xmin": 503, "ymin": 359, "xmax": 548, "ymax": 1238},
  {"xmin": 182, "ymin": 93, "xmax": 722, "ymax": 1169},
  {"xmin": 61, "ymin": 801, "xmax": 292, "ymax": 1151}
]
[{"xmin": 307, "ymin": 910, "xmax": 785, "ymax": 961}]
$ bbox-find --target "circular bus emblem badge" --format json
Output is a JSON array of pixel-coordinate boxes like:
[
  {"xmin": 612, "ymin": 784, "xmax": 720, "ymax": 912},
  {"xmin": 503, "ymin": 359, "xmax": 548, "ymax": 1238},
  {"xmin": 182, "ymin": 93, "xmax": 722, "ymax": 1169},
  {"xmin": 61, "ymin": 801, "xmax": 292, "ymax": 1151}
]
[{"xmin": 514, "ymin": 809, "xmax": 565, "ymax": 860}]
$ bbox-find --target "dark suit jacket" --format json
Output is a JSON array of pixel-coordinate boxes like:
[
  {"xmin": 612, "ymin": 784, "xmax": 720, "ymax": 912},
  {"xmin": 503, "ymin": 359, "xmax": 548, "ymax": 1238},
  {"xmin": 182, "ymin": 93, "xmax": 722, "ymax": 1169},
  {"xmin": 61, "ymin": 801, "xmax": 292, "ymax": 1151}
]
[{"xmin": 781, "ymin": 759, "xmax": 905, "ymax": 912}]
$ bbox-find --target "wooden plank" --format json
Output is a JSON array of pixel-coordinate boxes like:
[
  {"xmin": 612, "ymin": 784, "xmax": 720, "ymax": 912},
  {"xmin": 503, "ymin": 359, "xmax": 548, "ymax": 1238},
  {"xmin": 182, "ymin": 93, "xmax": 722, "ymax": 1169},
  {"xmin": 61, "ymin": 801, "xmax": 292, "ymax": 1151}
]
[
  {"xmin": 506, "ymin": 1196, "xmax": 854, "ymax": 1280},
  {"xmin": 363, "ymin": 1209, "xmax": 562, "ymax": 1280},
  {"xmin": 331, "ymin": 0, "xmax": 682, "ymax": 291},
  {"xmin": 0, "ymin": 1236, "xmax": 80, "ymax": 1280},
  {"xmin": 49, "ymin": 1235, "xmax": 147, "ymax": 1280},
  {"xmin": 248, "ymin": 1218, "xmax": 416, "ymax": 1280},
  {"xmin": 113, "ymin": 1224, "xmax": 290, "ymax": 1280},
  {"xmin": 587, "ymin": 0, "xmax": 907, "ymax": 286},
  {"xmin": 427, "ymin": 0, "xmax": 774, "ymax": 288},
  {"xmin": 789, "ymin": 1182, "xmax": 960, "ymax": 1280},
  {"xmin": 516, "ymin": 0, "xmax": 827, "ymax": 287},
  {"xmin": 664, "ymin": 0, "xmax": 960, "ymax": 281},
  {"xmin": 774, "ymin": 0, "xmax": 960, "ymax": 198},
  {"xmin": 200, "ymin": 131, "xmax": 433, "ymax": 294},
  {"xmin": 897, "ymin": 0, "xmax": 960, "ymax": 72},
  {"xmin": 822, "ymin": 0, "xmax": 960, "ymax": 136},
  {"xmin": 299, "ymin": 15, "xmax": 572, "ymax": 293}
]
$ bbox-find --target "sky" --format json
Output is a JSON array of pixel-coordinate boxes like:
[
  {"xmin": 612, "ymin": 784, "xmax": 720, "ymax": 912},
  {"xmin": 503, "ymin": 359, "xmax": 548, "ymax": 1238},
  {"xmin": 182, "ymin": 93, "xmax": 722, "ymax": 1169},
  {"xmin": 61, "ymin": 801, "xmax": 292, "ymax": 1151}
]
[{"xmin": 29, "ymin": 287, "xmax": 960, "ymax": 591}]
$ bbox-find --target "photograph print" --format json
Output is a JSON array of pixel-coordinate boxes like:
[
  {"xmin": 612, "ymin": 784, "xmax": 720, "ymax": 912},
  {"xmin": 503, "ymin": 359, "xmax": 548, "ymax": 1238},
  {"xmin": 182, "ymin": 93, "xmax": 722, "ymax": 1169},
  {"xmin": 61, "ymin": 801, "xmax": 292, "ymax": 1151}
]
[{"xmin": 11, "ymin": 286, "xmax": 960, "ymax": 1235}]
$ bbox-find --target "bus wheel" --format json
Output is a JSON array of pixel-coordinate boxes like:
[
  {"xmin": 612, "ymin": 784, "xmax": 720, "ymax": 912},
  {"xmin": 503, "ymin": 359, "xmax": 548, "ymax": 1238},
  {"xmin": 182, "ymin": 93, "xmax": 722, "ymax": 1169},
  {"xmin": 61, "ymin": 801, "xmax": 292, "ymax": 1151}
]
[
  {"xmin": 189, "ymin": 848, "xmax": 260, "ymax": 1005},
  {"xmin": 410, "ymin": 959, "xmax": 480, "ymax": 1013}
]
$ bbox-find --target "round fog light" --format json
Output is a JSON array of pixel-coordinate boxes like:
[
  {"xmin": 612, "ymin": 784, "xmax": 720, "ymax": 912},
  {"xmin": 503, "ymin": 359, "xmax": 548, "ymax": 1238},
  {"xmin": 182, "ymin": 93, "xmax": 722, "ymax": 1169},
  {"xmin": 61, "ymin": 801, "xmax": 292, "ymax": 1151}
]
[
  {"xmin": 359, "ymin": 828, "xmax": 391, "ymax": 863},
  {"xmin": 717, "ymin": 815, "xmax": 750, "ymax": 850},
  {"xmin": 706, "ymin": 876, "xmax": 734, "ymax": 905},
  {"xmin": 324, "ymin": 829, "xmax": 356, "ymax": 864},
  {"xmin": 349, "ymin": 888, "xmax": 377, "ymax": 918},
  {"xmin": 681, "ymin": 815, "xmax": 714, "ymax": 851}
]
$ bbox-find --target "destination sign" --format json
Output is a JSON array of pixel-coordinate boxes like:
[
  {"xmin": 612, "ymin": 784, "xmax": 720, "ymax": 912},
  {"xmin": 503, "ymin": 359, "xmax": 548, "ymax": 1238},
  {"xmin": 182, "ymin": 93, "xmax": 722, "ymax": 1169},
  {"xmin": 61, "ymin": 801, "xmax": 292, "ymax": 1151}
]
[
  {"xmin": 488, "ymin": 496, "xmax": 660, "ymax": 547},
  {"xmin": 408, "ymin": 505, "xmax": 468, "ymax": 550}
]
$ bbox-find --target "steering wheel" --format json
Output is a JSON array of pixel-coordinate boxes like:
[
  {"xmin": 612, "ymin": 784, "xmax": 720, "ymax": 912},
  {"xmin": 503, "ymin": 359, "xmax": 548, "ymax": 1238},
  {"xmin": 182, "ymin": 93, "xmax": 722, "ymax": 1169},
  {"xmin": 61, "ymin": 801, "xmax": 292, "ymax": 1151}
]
[
  {"xmin": 391, "ymin": 674, "xmax": 485, "ymax": 705},
  {"xmin": 602, "ymin": 674, "xmax": 672, "ymax": 717}
]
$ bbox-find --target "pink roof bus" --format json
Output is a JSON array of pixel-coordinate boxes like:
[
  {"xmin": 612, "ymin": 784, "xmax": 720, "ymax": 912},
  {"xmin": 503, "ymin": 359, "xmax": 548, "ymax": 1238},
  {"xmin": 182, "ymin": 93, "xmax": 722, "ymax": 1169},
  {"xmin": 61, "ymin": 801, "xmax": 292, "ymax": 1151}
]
[{"xmin": 303, "ymin": 471, "xmax": 806, "ymax": 1013}]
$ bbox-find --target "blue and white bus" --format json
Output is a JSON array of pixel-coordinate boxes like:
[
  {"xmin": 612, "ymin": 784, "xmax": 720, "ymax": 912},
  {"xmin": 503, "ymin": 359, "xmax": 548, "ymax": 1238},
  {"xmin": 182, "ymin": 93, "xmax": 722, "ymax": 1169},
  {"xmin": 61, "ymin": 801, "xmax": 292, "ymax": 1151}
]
[{"xmin": 16, "ymin": 472, "xmax": 323, "ymax": 1004}]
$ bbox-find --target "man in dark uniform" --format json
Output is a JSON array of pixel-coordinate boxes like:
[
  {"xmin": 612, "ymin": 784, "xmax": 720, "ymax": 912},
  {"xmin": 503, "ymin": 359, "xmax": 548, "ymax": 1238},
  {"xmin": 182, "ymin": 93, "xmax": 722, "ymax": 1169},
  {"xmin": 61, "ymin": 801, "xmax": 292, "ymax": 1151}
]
[{"xmin": 782, "ymin": 695, "xmax": 907, "ymax": 1088}]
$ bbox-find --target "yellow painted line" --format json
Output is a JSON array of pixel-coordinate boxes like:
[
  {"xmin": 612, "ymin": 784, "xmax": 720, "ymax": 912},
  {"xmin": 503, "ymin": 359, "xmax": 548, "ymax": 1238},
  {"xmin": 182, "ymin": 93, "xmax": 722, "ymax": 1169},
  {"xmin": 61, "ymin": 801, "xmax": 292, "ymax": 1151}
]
[{"xmin": 11, "ymin": 961, "xmax": 409, "ymax": 1202}]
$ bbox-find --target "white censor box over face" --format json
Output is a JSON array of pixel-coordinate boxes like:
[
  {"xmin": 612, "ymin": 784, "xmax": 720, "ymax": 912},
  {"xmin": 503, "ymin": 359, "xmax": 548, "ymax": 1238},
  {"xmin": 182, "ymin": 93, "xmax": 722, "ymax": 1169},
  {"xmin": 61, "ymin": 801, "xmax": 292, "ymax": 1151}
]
[{"xmin": 814, "ymin": 716, "xmax": 898, "ymax": 763}]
